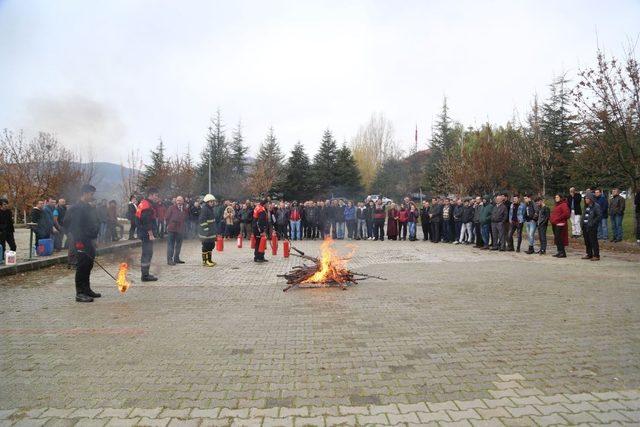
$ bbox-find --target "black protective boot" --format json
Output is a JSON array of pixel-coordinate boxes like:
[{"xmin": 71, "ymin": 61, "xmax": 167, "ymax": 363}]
[
  {"xmin": 86, "ymin": 289, "xmax": 101, "ymax": 298},
  {"xmin": 525, "ymin": 245, "xmax": 534, "ymax": 254},
  {"xmin": 76, "ymin": 293, "xmax": 93, "ymax": 302},
  {"xmin": 141, "ymin": 266, "xmax": 158, "ymax": 281}
]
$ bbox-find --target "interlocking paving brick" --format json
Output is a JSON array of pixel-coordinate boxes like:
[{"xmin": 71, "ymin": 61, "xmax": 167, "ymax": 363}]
[
  {"xmin": 368, "ymin": 404, "xmax": 399, "ymax": 415},
  {"xmin": 75, "ymin": 419, "xmax": 110, "ymax": 427},
  {"xmin": 104, "ymin": 417, "xmax": 140, "ymax": 426},
  {"xmin": 529, "ymin": 413, "xmax": 567, "ymax": 426},
  {"xmin": 0, "ymin": 410, "xmax": 16, "ymax": 420},
  {"xmin": 397, "ymin": 402, "xmax": 428, "ymax": 413},
  {"xmin": 280, "ymin": 407, "xmax": 309, "ymax": 417},
  {"xmin": 293, "ymin": 416, "xmax": 325, "ymax": 426},
  {"xmin": 476, "ymin": 407, "xmax": 511, "ymax": 419},
  {"xmin": 505, "ymin": 405, "xmax": 540, "ymax": 417},
  {"xmin": 448, "ymin": 409, "xmax": 482, "ymax": 421},
  {"xmin": 590, "ymin": 410, "xmax": 631, "ymax": 423},
  {"xmin": 560, "ymin": 411, "xmax": 599, "ymax": 424},
  {"xmin": 387, "ymin": 412, "xmax": 420, "ymax": 424},
  {"xmin": 2, "ymin": 240, "xmax": 640, "ymax": 426},
  {"xmin": 324, "ymin": 415, "xmax": 355, "ymax": 426},
  {"xmin": 136, "ymin": 417, "xmax": 170, "ymax": 427},
  {"xmin": 562, "ymin": 401, "xmax": 598, "ymax": 413},
  {"xmin": 482, "ymin": 398, "xmax": 515, "ymax": 409},
  {"xmin": 41, "ymin": 409, "xmax": 75, "ymax": 418},
  {"xmin": 470, "ymin": 419, "xmax": 505, "ymax": 427},
  {"xmin": 428, "ymin": 401, "xmax": 458, "ymax": 412},
  {"xmin": 98, "ymin": 409, "xmax": 133, "ymax": 419},
  {"xmin": 417, "ymin": 410, "xmax": 451, "ymax": 423},
  {"xmin": 69, "ymin": 409, "xmax": 103, "ymax": 419},
  {"xmin": 455, "ymin": 399, "xmax": 487, "ymax": 410},
  {"xmin": 355, "ymin": 414, "xmax": 387, "ymax": 425}
]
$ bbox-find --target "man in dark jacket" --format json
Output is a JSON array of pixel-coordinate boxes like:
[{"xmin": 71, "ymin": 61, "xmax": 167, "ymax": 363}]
[
  {"xmin": 568, "ymin": 187, "xmax": 582, "ymax": 237},
  {"xmin": 126, "ymin": 195, "xmax": 138, "ymax": 240},
  {"xmin": 0, "ymin": 198, "xmax": 17, "ymax": 257},
  {"xmin": 136, "ymin": 188, "xmax": 160, "ymax": 281},
  {"xmin": 594, "ymin": 189, "xmax": 609, "ymax": 240},
  {"xmin": 609, "ymin": 188, "xmax": 625, "ymax": 242},
  {"xmin": 490, "ymin": 195, "xmax": 508, "ymax": 251},
  {"xmin": 473, "ymin": 197, "xmax": 483, "ymax": 248},
  {"xmin": 582, "ymin": 194, "xmax": 602, "ymax": 261},
  {"xmin": 31, "ymin": 199, "xmax": 55, "ymax": 243},
  {"xmin": 479, "ymin": 198, "xmax": 493, "ymax": 249},
  {"xmin": 67, "ymin": 184, "xmax": 100, "ymax": 302},
  {"xmin": 536, "ymin": 197, "xmax": 550, "ymax": 255},
  {"xmin": 166, "ymin": 196, "xmax": 188, "ymax": 265},
  {"xmin": 420, "ymin": 201, "xmax": 430, "ymax": 241},
  {"xmin": 429, "ymin": 198, "xmax": 442, "ymax": 243},
  {"xmin": 636, "ymin": 190, "xmax": 640, "ymax": 246}
]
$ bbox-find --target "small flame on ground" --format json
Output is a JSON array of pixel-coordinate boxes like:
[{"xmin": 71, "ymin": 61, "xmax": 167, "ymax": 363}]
[
  {"xmin": 116, "ymin": 263, "xmax": 130, "ymax": 293},
  {"xmin": 302, "ymin": 237, "xmax": 352, "ymax": 284}
]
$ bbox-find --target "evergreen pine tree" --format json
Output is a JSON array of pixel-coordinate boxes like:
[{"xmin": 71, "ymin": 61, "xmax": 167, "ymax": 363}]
[
  {"xmin": 541, "ymin": 75, "xmax": 577, "ymax": 194},
  {"xmin": 282, "ymin": 142, "xmax": 311, "ymax": 200},
  {"xmin": 334, "ymin": 143, "xmax": 363, "ymax": 198},
  {"xmin": 312, "ymin": 129, "xmax": 338, "ymax": 196},
  {"xmin": 229, "ymin": 120, "xmax": 248, "ymax": 176},
  {"xmin": 249, "ymin": 127, "xmax": 285, "ymax": 197},
  {"xmin": 423, "ymin": 97, "xmax": 459, "ymax": 192},
  {"xmin": 199, "ymin": 109, "xmax": 231, "ymax": 194},
  {"xmin": 139, "ymin": 138, "xmax": 169, "ymax": 192}
]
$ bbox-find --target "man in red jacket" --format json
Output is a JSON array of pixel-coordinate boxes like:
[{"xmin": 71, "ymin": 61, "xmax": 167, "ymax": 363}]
[{"xmin": 166, "ymin": 196, "xmax": 188, "ymax": 265}]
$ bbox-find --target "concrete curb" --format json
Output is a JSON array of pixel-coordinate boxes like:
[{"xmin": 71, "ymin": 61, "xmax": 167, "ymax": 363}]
[{"xmin": 0, "ymin": 240, "xmax": 141, "ymax": 278}]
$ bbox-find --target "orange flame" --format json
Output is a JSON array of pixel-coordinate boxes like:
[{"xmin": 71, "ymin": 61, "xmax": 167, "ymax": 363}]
[
  {"xmin": 116, "ymin": 263, "xmax": 130, "ymax": 293},
  {"xmin": 302, "ymin": 237, "xmax": 352, "ymax": 284}
]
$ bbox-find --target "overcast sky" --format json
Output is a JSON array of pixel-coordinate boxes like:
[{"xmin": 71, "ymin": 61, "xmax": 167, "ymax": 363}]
[{"xmin": 1, "ymin": 0, "xmax": 639, "ymax": 165}]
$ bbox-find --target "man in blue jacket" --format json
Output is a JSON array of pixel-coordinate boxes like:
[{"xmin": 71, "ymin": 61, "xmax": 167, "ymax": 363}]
[{"xmin": 594, "ymin": 188, "xmax": 609, "ymax": 241}]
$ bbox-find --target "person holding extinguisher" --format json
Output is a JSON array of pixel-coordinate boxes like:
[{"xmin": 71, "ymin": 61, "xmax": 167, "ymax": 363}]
[
  {"xmin": 198, "ymin": 194, "xmax": 217, "ymax": 267},
  {"xmin": 253, "ymin": 199, "xmax": 269, "ymax": 263}
]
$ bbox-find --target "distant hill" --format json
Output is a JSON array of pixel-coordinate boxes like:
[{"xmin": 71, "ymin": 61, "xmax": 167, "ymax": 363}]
[{"xmin": 86, "ymin": 162, "xmax": 139, "ymax": 202}]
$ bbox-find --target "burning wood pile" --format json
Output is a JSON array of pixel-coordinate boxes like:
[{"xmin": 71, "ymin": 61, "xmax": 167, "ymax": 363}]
[{"xmin": 279, "ymin": 238, "xmax": 386, "ymax": 292}]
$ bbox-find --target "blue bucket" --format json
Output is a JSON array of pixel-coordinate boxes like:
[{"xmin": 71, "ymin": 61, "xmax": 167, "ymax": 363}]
[{"xmin": 36, "ymin": 238, "xmax": 54, "ymax": 256}]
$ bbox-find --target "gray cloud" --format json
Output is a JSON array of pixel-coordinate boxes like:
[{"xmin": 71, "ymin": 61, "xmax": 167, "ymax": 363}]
[{"xmin": 25, "ymin": 95, "xmax": 126, "ymax": 162}]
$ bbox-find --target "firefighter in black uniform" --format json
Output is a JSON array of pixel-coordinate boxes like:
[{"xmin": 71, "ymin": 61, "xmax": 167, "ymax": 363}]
[
  {"xmin": 67, "ymin": 184, "xmax": 101, "ymax": 302},
  {"xmin": 253, "ymin": 199, "xmax": 269, "ymax": 262},
  {"xmin": 136, "ymin": 187, "xmax": 160, "ymax": 281},
  {"xmin": 198, "ymin": 194, "xmax": 217, "ymax": 267}
]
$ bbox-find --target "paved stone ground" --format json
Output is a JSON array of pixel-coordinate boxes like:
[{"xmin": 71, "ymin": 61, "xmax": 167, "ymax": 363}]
[{"xmin": 1, "ymin": 238, "xmax": 639, "ymax": 426}]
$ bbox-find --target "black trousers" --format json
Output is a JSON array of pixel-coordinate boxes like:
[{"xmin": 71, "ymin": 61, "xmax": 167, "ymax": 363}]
[
  {"xmin": 552, "ymin": 225, "xmax": 565, "ymax": 254},
  {"xmin": 399, "ymin": 222, "xmax": 407, "ymax": 239},
  {"xmin": 75, "ymin": 242, "xmax": 95, "ymax": 294},
  {"xmin": 584, "ymin": 226, "xmax": 599, "ymax": 258},
  {"xmin": 167, "ymin": 232, "xmax": 183, "ymax": 262},
  {"xmin": 474, "ymin": 223, "xmax": 483, "ymax": 246},
  {"xmin": 128, "ymin": 222, "xmax": 137, "ymax": 239},
  {"xmin": 0, "ymin": 231, "xmax": 16, "ymax": 253},
  {"xmin": 374, "ymin": 220, "xmax": 385, "ymax": 240},
  {"xmin": 421, "ymin": 221, "xmax": 430, "ymax": 240},
  {"xmin": 537, "ymin": 224, "xmax": 548, "ymax": 252},
  {"xmin": 507, "ymin": 223, "xmax": 523, "ymax": 250},
  {"xmin": 202, "ymin": 239, "xmax": 214, "ymax": 252},
  {"xmin": 430, "ymin": 222, "xmax": 440, "ymax": 242},
  {"xmin": 140, "ymin": 238, "xmax": 154, "ymax": 276}
]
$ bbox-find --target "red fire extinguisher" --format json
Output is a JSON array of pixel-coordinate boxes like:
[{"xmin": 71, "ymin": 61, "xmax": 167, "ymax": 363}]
[
  {"xmin": 250, "ymin": 234, "xmax": 256, "ymax": 249},
  {"xmin": 258, "ymin": 234, "xmax": 267, "ymax": 252},
  {"xmin": 216, "ymin": 235, "xmax": 224, "ymax": 252},
  {"xmin": 283, "ymin": 240, "xmax": 290, "ymax": 258},
  {"xmin": 237, "ymin": 234, "xmax": 243, "ymax": 248},
  {"xmin": 271, "ymin": 231, "xmax": 278, "ymax": 255}
]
